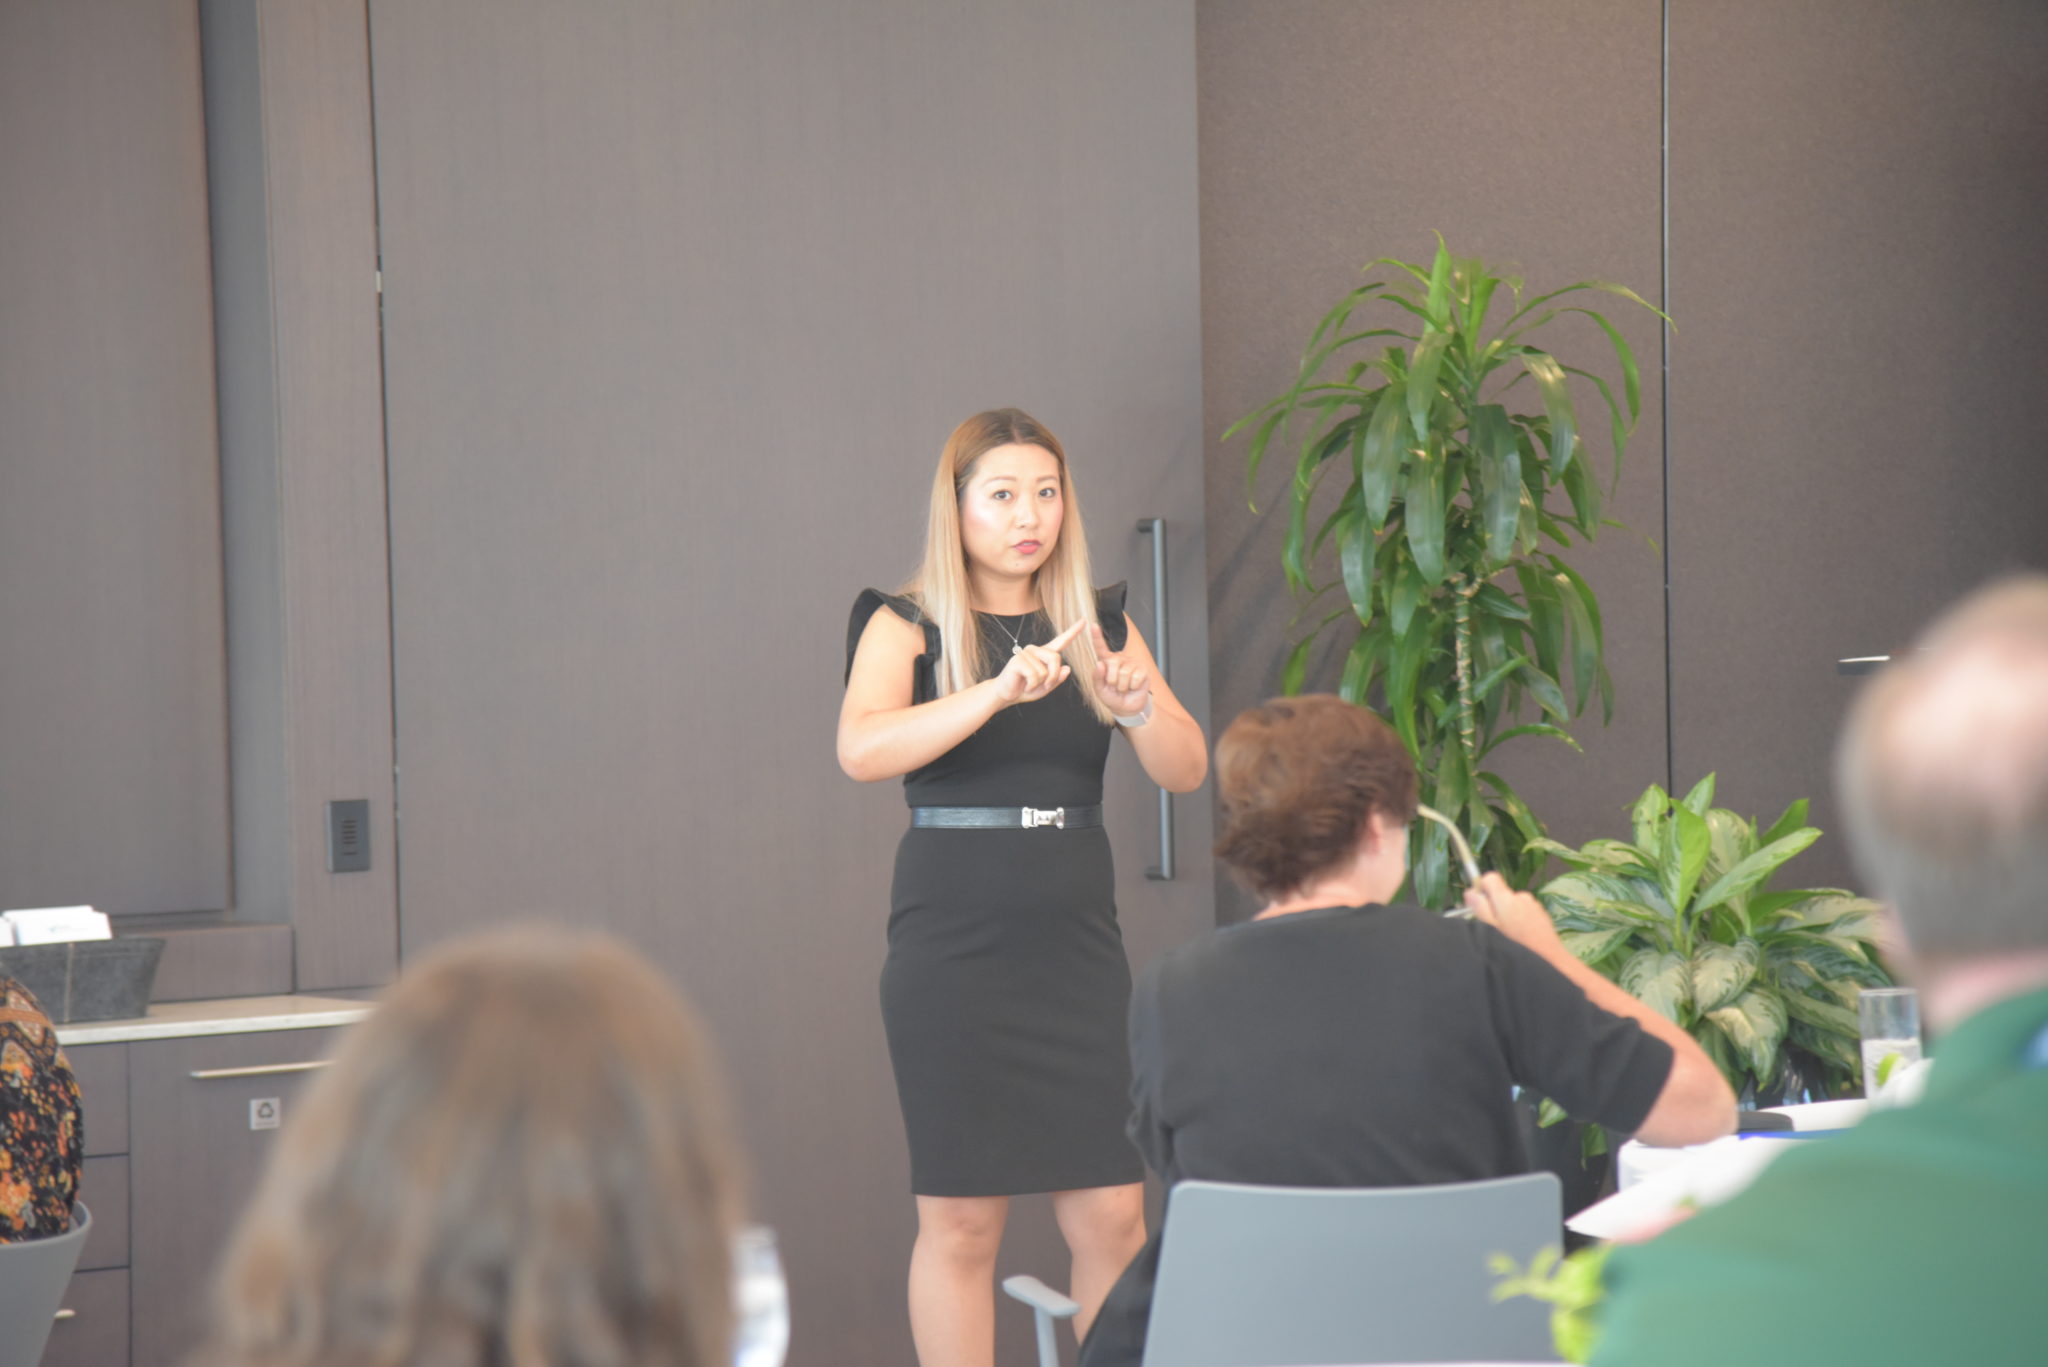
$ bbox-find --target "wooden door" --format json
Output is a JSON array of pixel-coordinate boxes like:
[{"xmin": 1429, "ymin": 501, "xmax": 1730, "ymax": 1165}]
[{"xmin": 366, "ymin": 3, "xmax": 1209, "ymax": 1363}]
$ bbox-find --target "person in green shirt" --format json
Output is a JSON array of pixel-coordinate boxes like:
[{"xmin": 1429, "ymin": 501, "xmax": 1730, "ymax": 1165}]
[{"xmin": 1594, "ymin": 575, "xmax": 2048, "ymax": 1367}]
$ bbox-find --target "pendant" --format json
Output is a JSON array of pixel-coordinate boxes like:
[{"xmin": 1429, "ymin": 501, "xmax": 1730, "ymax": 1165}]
[{"xmin": 1012, "ymin": 644, "xmax": 1023, "ymax": 656}]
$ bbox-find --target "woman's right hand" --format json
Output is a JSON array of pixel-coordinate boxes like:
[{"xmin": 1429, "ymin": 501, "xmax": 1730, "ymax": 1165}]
[
  {"xmin": 991, "ymin": 619, "xmax": 1084, "ymax": 706},
  {"xmin": 1463, "ymin": 872, "xmax": 1568, "ymax": 960}
]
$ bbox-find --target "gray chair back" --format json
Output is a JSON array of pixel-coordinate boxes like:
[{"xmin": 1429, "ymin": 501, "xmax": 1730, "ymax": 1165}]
[
  {"xmin": 1141, "ymin": 1175, "xmax": 1562, "ymax": 1367},
  {"xmin": 0, "ymin": 1202, "xmax": 93, "ymax": 1367}
]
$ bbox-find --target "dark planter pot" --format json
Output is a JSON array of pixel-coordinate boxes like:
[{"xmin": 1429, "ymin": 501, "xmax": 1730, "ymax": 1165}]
[
  {"xmin": 1514, "ymin": 1091, "xmax": 1614, "ymax": 1234},
  {"xmin": 0, "ymin": 937, "xmax": 165, "ymax": 1022}
]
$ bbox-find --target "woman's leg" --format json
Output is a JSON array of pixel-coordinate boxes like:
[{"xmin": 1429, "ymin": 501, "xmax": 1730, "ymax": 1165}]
[
  {"xmin": 1050, "ymin": 1182, "xmax": 1148, "ymax": 1342},
  {"xmin": 909, "ymin": 1193, "xmax": 1011, "ymax": 1367}
]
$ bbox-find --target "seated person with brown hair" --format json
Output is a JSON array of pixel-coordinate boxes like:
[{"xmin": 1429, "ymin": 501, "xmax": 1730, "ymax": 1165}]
[
  {"xmin": 197, "ymin": 926, "xmax": 747, "ymax": 1367},
  {"xmin": 0, "ymin": 977, "xmax": 83, "ymax": 1242},
  {"xmin": 1079, "ymin": 695, "xmax": 1735, "ymax": 1367}
]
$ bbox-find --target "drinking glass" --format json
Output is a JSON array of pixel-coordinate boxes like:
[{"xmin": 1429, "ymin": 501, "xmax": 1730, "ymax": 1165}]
[
  {"xmin": 1858, "ymin": 986, "xmax": 1922, "ymax": 1103},
  {"xmin": 733, "ymin": 1224, "xmax": 790, "ymax": 1367}
]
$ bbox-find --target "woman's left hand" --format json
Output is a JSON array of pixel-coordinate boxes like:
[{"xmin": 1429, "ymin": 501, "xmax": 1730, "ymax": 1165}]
[{"xmin": 1089, "ymin": 623, "xmax": 1152, "ymax": 720}]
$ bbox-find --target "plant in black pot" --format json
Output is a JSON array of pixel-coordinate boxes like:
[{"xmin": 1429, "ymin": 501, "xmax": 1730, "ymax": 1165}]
[{"xmin": 1531, "ymin": 774, "xmax": 1893, "ymax": 1150}]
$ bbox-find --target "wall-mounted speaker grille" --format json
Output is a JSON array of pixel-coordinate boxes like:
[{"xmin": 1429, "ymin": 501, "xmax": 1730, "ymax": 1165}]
[{"xmin": 327, "ymin": 799, "xmax": 371, "ymax": 873}]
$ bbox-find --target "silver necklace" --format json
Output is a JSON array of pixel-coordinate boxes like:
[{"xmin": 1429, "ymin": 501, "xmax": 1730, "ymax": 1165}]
[{"xmin": 987, "ymin": 612, "xmax": 1032, "ymax": 656}]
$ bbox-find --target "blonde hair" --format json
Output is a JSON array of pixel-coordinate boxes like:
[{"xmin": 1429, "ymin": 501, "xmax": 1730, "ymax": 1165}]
[
  {"xmin": 908, "ymin": 408, "xmax": 1114, "ymax": 723},
  {"xmin": 198, "ymin": 926, "xmax": 745, "ymax": 1367}
]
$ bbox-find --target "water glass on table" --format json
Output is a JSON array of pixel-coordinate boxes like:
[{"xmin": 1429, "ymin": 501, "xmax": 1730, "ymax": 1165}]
[
  {"xmin": 733, "ymin": 1224, "xmax": 791, "ymax": 1367},
  {"xmin": 1858, "ymin": 986, "xmax": 1922, "ymax": 1105}
]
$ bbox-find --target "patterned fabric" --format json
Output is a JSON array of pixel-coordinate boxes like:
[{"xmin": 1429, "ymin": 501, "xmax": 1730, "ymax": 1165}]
[{"xmin": 0, "ymin": 977, "xmax": 83, "ymax": 1241}]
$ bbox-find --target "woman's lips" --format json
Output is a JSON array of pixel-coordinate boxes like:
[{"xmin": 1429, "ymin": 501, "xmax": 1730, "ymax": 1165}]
[{"xmin": 1014, "ymin": 541, "xmax": 1042, "ymax": 555}]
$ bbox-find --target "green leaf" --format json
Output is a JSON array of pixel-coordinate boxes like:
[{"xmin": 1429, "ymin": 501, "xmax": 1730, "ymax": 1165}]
[
  {"xmin": 1411, "ymin": 817, "xmax": 1451, "ymax": 910},
  {"xmin": 1705, "ymin": 986, "xmax": 1789, "ymax": 1083},
  {"xmin": 1520, "ymin": 352, "xmax": 1578, "ymax": 475},
  {"xmin": 1662, "ymin": 803, "xmax": 1711, "ymax": 916},
  {"xmin": 1759, "ymin": 797, "xmax": 1811, "ymax": 849},
  {"xmin": 1423, "ymin": 237, "xmax": 1453, "ymax": 327},
  {"xmin": 1690, "ymin": 939, "xmax": 1759, "ymax": 1013},
  {"xmin": 1553, "ymin": 567, "xmax": 1598, "ymax": 715},
  {"xmin": 1477, "ymin": 720, "xmax": 1583, "ymax": 758},
  {"xmin": 1279, "ymin": 634, "xmax": 1316, "ymax": 696},
  {"xmin": 1517, "ymin": 566, "xmax": 1566, "ymax": 683},
  {"xmin": 1474, "ymin": 581, "xmax": 1529, "ymax": 621},
  {"xmin": 1521, "ymin": 665, "xmax": 1569, "ymax": 722},
  {"xmin": 1339, "ymin": 507, "xmax": 1373, "ymax": 621},
  {"xmin": 1619, "ymin": 948, "xmax": 1690, "ymax": 1023},
  {"xmin": 1549, "ymin": 560, "xmax": 1606, "ymax": 673},
  {"xmin": 1389, "ymin": 561, "xmax": 1425, "ymax": 638},
  {"xmin": 1239, "ymin": 407, "xmax": 1290, "ymax": 509},
  {"xmin": 1678, "ymin": 773, "xmax": 1717, "ymax": 817},
  {"xmin": 1360, "ymin": 376, "xmax": 1408, "ymax": 530},
  {"xmin": 1561, "ymin": 445, "xmax": 1604, "ymax": 537},
  {"xmin": 1693, "ymin": 828, "xmax": 1824, "ymax": 916},
  {"xmin": 1385, "ymin": 612, "xmax": 1431, "ymax": 757},
  {"xmin": 1336, "ymin": 619, "xmax": 1387, "ymax": 705},
  {"xmin": 1561, "ymin": 363, "xmax": 1629, "ymax": 489},
  {"xmin": 1471, "ymin": 404, "xmax": 1521, "ymax": 566},
  {"xmin": 1560, "ymin": 306, "xmax": 1643, "ymax": 420},
  {"xmin": 1407, "ymin": 330, "xmax": 1450, "ymax": 440},
  {"xmin": 1403, "ymin": 440, "xmax": 1449, "ymax": 585},
  {"xmin": 1782, "ymin": 990, "xmax": 1860, "ymax": 1037},
  {"xmin": 1702, "ymin": 808, "xmax": 1753, "ymax": 884},
  {"xmin": 1308, "ymin": 480, "xmax": 1363, "ymax": 561},
  {"xmin": 1563, "ymin": 927, "xmax": 1636, "ymax": 965},
  {"xmin": 1630, "ymin": 784, "xmax": 1671, "ymax": 852},
  {"xmin": 1466, "ymin": 654, "xmax": 1528, "ymax": 706}
]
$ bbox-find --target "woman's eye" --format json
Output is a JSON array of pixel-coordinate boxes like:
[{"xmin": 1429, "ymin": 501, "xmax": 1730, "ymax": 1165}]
[
  {"xmin": 990, "ymin": 490, "xmax": 1009, "ymax": 501},
  {"xmin": 1039, "ymin": 487, "xmax": 1058, "ymax": 499}
]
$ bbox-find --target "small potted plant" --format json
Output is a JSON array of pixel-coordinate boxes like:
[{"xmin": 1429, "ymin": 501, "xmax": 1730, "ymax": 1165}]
[{"xmin": 1530, "ymin": 774, "xmax": 1892, "ymax": 1144}]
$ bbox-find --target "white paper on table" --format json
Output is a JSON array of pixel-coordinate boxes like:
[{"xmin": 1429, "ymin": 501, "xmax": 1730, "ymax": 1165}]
[
  {"xmin": 1569, "ymin": 1135, "xmax": 1802, "ymax": 1241},
  {"xmin": 1, "ymin": 906, "xmax": 112, "ymax": 945}
]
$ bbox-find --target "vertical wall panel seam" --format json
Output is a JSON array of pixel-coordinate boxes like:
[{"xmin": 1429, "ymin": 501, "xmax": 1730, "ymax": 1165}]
[
  {"xmin": 362, "ymin": 0, "xmax": 405, "ymax": 967},
  {"xmin": 1660, "ymin": 0, "xmax": 1676, "ymax": 796}
]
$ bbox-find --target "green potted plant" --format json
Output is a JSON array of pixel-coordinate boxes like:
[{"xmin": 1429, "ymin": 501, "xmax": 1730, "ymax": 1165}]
[
  {"xmin": 1532, "ymin": 774, "xmax": 1893, "ymax": 1136},
  {"xmin": 1227, "ymin": 238, "xmax": 1661, "ymax": 907}
]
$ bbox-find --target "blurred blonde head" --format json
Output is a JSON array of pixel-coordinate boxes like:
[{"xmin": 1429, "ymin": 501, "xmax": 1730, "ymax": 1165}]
[
  {"xmin": 200, "ymin": 926, "xmax": 744, "ymax": 1367},
  {"xmin": 910, "ymin": 407, "xmax": 1114, "ymax": 723},
  {"xmin": 1838, "ymin": 574, "xmax": 2048, "ymax": 958}
]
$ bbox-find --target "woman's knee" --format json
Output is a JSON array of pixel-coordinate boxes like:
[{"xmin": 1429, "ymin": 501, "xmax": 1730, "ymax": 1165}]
[
  {"xmin": 916, "ymin": 1196, "xmax": 1008, "ymax": 1264},
  {"xmin": 1055, "ymin": 1184, "xmax": 1146, "ymax": 1249}
]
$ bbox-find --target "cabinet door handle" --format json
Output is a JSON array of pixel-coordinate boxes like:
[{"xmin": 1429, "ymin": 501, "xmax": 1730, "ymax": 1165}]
[
  {"xmin": 1136, "ymin": 517, "xmax": 1174, "ymax": 881},
  {"xmin": 188, "ymin": 1060, "xmax": 331, "ymax": 1080},
  {"xmin": 54, "ymin": 1310, "xmax": 76, "ymax": 1321}
]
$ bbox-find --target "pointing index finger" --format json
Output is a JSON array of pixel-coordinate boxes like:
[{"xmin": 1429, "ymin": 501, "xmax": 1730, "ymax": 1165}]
[{"xmin": 1047, "ymin": 619, "xmax": 1086, "ymax": 652}]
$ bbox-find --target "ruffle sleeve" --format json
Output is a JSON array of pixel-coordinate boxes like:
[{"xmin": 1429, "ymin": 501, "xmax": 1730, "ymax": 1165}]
[{"xmin": 846, "ymin": 588, "xmax": 941, "ymax": 704}]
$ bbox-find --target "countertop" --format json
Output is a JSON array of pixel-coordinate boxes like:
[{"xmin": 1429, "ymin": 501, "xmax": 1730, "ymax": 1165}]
[{"xmin": 55, "ymin": 993, "xmax": 374, "ymax": 1046}]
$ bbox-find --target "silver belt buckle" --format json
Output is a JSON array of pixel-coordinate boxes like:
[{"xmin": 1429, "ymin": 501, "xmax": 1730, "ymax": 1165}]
[{"xmin": 1023, "ymin": 806, "xmax": 1066, "ymax": 830}]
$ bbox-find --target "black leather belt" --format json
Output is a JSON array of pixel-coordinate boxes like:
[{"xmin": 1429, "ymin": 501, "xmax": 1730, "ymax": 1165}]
[{"xmin": 911, "ymin": 804, "xmax": 1103, "ymax": 830}]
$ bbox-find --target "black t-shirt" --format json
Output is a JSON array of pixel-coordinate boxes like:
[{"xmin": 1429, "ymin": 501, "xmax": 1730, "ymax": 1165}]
[{"xmin": 1081, "ymin": 903, "xmax": 1673, "ymax": 1367}]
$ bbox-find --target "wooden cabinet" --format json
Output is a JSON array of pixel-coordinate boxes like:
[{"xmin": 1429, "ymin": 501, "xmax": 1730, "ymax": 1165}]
[
  {"xmin": 50, "ymin": 1017, "xmax": 355, "ymax": 1367},
  {"xmin": 129, "ymin": 1027, "xmax": 342, "ymax": 1367}
]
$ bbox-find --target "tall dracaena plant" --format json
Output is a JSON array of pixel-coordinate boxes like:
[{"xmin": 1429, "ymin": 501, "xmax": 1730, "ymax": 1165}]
[{"xmin": 1228, "ymin": 240, "xmax": 1663, "ymax": 908}]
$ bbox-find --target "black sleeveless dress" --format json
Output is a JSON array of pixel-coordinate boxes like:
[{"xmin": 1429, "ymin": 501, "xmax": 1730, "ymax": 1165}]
[{"xmin": 846, "ymin": 585, "xmax": 1145, "ymax": 1197}]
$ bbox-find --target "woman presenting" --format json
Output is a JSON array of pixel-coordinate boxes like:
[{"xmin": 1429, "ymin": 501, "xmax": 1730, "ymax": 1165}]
[{"xmin": 839, "ymin": 408, "xmax": 1207, "ymax": 1367}]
